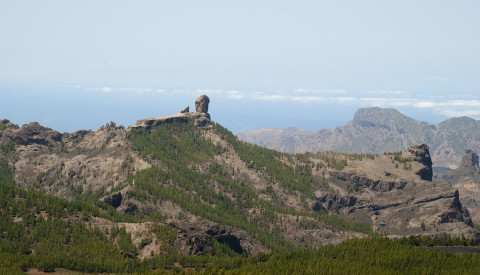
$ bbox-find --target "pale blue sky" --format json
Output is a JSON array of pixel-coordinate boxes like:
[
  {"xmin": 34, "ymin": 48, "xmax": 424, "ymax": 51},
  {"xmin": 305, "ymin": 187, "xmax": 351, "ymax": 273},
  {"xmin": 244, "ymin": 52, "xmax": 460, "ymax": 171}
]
[{"xmin": 1, "ymin": 1, "xmax": 479, "ymax": 133}]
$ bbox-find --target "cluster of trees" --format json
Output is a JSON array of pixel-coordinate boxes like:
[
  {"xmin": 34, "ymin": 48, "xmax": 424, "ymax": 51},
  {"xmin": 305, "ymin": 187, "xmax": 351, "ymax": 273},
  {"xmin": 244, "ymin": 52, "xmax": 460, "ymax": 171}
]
[
  {"xmin": 214, "ymin": 123, "xmax": 315, "ymax": 196},
  {"xmin": 207, "ymin": 237, "xmax": 480, "ymax": 274},
  {"xmin": 0, "ymin": 141, "xmax": 15, "ymax": 154},
  {"xmin": 385, "ymin": 151, "xmax": 412, "ymax": 163}
]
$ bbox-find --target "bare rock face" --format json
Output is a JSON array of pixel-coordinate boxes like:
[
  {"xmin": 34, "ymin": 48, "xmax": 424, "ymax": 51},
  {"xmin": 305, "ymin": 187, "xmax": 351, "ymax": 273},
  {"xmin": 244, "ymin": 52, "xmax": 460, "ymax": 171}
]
[
  {"xmin": 104, "ymin": 192, "xmax": 122, "ymax": 208},
  {"xmin": 168, "ymin": 221, "xmax": 245, "ymax": 256},
  {"xmin": 313, "ymin": 194, "xmax": 357, "ymax": 213},
  {"xmin": 408, "ymin": 144, "xmax": 433, "ymax": 181},
  {"xmin": 313, "ymin": 150, "xmax": 477, "ymax": 240},
  {"xmin": 195, "ymin": 95, "xmax": 210, "ymax": 113}
]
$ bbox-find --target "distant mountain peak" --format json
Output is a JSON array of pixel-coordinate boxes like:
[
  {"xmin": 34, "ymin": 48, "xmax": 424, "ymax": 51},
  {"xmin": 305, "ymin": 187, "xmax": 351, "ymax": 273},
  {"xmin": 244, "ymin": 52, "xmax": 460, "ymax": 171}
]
[
  {"xmin": 353, "ymin": 107, "xmax": 409, "ymax": 123},
  {"xmin": 352, "ymin": 107, "xmax": 414, "ymax": 130},
  {"xmin": 238, "ymin": 107, "xmax": 480, "ymax": 170}
]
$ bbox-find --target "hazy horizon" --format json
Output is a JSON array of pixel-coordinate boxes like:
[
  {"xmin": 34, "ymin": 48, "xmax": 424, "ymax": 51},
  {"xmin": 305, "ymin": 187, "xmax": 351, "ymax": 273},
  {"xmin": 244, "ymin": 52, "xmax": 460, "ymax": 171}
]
[{"xmin": 1, "ymin": 1, "xmax": 479, "ymax": 133}]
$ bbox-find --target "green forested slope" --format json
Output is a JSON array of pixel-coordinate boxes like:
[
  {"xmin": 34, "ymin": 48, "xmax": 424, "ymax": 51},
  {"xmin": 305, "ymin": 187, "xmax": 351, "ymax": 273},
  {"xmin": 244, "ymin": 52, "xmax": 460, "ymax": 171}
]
[
  {"xmin": 128, "ymin": 120, "xmax": 372, "ymax": 251},
  {"xmin": 1, "ymin": 119, "xmax": 480, "ymax": 274}
]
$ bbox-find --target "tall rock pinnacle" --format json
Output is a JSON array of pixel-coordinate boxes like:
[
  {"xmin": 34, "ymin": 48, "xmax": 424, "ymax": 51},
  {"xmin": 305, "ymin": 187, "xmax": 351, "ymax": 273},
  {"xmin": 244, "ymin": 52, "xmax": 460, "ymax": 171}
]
[
  {"xmin": 195, "ymin": 95, "xmax": 210, "ymax": 114},
  {"xmin": 408, "ymin": 144, "xmax": 433, "ymax": 181}
]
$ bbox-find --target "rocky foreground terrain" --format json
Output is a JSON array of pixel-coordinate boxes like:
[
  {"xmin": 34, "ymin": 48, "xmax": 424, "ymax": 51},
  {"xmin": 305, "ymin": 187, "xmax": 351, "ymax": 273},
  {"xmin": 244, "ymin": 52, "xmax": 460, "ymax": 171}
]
[
  {"xmin": 238, "ymin": 107, "xmax": 480, "ymax": 170},
  {"xmin": 1, "ymin": 96, "xmax": 479, "ymax": 262}
]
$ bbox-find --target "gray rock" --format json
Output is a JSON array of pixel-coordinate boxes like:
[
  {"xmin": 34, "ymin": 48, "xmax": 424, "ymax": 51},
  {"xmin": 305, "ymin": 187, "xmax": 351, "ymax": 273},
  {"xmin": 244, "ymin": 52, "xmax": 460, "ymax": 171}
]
[
  {"xmin": 195, "ymin": 95, "xmax": 210, "ymax": 113},
  {"xmin": 181, "ymin": 106, "xmax": 190, "ymax": 113},
  {"xmin": 409, "ymin": 144, "xmax": 433, "ymax": 181}
]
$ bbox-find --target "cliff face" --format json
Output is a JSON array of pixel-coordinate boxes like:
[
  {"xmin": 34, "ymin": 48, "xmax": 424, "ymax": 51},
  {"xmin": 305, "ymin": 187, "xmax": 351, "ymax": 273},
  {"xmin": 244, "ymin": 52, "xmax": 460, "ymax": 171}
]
[
  {"xmin": 408, "ymin": 144, "xmax": 433, "ymax": 181},
  {"xmin": 312, "ymin": 144, "xmax": 475, "ymax": 238},
  {"xmin": 238, "ymin": 107, "xmax": 480, "ymax": 170}
]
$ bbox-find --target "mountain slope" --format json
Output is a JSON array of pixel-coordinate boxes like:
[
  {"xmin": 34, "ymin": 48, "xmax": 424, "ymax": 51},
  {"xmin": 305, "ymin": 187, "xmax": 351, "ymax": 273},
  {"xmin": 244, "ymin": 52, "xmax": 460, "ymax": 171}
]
[
  {"xmin": 238, "ymin": 107, "xmax": 480, "ymax": 169},
  {"xmin": 0, "ymin": 96, "xmax": 478, "ymax": 273}
]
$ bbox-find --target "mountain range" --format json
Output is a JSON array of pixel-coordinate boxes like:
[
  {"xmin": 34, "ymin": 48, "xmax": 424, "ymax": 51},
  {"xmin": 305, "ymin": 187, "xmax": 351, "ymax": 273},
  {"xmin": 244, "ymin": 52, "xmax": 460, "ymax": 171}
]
[
  {"xmin": 1, "ymin": 97, "xmax": 480, "ymax": 273},
  {"xmin": 238, "ymin": 107, "xmax": 480, "ymax": 170}
]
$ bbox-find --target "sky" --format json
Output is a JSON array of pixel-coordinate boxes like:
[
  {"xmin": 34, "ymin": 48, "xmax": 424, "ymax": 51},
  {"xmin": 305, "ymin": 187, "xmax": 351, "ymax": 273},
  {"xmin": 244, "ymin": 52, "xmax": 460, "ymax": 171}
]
[{"xmin": 1, "ymin": 0, "xmax": 479, "ymax": 133}]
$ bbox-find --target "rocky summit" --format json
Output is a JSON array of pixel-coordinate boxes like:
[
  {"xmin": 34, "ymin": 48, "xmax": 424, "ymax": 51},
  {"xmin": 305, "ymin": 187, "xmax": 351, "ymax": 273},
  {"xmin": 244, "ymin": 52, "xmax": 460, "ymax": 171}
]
[{"xmin": 131, "ymin": 95, "xmax": 212, "ymax": 130}]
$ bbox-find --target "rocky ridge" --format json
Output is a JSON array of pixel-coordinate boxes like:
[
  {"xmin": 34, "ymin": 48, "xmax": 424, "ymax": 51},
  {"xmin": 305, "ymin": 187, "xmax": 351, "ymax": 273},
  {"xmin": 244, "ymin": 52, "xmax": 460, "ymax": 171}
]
[
  {"xmin": 1, "ymin": 96, "xmax": 479, "ymax": 259},
  {"xmin": 312, "ymin": 144, "xmax": 476, "ymax": 237}
]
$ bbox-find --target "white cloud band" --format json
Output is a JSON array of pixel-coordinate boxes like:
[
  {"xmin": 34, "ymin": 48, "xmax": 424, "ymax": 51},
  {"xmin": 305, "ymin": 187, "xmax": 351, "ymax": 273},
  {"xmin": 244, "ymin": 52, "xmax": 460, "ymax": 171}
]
[{"xmin": 68, "ymin": 85, "xmax": 480, "ymax": 119}]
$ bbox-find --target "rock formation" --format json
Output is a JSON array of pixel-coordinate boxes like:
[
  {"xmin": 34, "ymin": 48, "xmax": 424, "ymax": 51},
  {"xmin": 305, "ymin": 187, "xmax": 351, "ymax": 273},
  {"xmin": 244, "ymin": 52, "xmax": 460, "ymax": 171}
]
[
  {"xmin": 313, "ymin": 194, "xmax": 357, "ymax": 212},
  {"xmin": 195, "ymin": 95, "xmax": 210, "ymax": 113},
  {"xmin": 408, "ymin": 144, "xmax": 433, "ymax": 181},
  {"xmin": 312, "ymin": 144, "xmax": 476, "ymax": 239},
  {"xmin": 460, "ymin": 149, "xmax": 479, "ymax": 172},
  {"xmin": 181, "ymin": 106, "xmax": 190, "ymax": 113},
  {"xmin": 442, "ymin": 150, "xmax": 480, "ymax": 222},
  {"xmin": 444, "ymin": 150, "xmax": 480, "ymax": 181},
  {"xmin": 130, "ymin": 95, "xmax": 212, "ymax": 130}
]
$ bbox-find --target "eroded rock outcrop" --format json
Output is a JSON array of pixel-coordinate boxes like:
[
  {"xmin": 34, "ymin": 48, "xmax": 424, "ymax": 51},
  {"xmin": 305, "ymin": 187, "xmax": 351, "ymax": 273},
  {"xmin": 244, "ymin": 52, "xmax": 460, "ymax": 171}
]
[
  {"xmin": 195, "ymin": 95, "xmax": 210, "ymax": 113},
  {"xmin": 460, "ymin": 149, "xmax": 479, "ymax": 172},
  {"xmin": 442, "ymin": 150, "xmax": 480, "ymax": 223},
  {"xmin": 349, "ymin": 174, "xmax": 407, "ymax": 192},
  {"xmin": 438, "ymin": 190, "xmax": 473, "ymax": 227},
  {"xmin": 408, "ymin": 144, "xmax": 433, "ymax": 181},
  {"xmin": 313, "ymin": 194, "xmax": 357, "ymax": 213},
  {"xmin": 168, "ymin": 221, "xmax": 244, "ymax": 256},
  {"xmin": 130, "ymin": 95, "xmax": 212, "ymax": 130}
]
